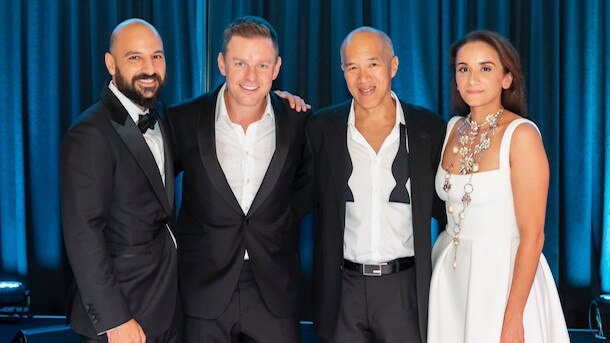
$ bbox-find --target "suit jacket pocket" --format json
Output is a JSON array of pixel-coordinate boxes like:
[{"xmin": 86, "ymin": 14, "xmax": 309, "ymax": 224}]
[
  {"xmin": 106, "ymin": 228, "xmax": 166, "ymax": 257},
  {"xmin": 107, "ymin": 230, "xmax": 170, "ymax": 283}
]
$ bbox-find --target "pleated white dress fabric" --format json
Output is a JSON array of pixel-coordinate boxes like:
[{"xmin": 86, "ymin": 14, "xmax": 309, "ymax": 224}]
[{"xmin": 428, "ymin": 117, "xmax": 569, "ymax": 343}]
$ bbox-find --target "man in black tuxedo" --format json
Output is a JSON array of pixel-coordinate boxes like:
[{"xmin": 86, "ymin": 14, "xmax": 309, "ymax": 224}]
[
  {"xmin": 308, "ymin": 27, "xmax": 446, "ymax": 343},
  {"xmin": 61, "ymin": 19, "xmax": 179, "ymax": 343},
  {"xmin": 165, "ymin": 16, "xmax": 312, "ymax": 342}
]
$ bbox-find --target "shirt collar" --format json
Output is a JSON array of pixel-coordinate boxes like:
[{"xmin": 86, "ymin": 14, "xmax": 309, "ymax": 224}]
[
  {"xmin": 108, "ymin": 81, "xmax": 150, "ymax": 124},
  {"xmin": 348, "ymin": 91, "xmax": 405, "ymax": 128},
  {"xmin": 215, "ymin": 83, "xmax": 275, "ymax": 124}
]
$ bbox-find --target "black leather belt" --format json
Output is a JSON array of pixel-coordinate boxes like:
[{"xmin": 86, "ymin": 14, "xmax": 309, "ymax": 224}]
[{"xmin": 343, "ymin": 257, "xmax": 415, "ymax": 276}]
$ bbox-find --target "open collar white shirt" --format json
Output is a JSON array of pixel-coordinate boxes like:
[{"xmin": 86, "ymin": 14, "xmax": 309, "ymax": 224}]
[
  {"xmin": 215, "ymin": 84, "xmax": 276, "ymax": 259},
  {"xmin": 344, "ymin": 91, "xmax": 414, "ymax": 264}
]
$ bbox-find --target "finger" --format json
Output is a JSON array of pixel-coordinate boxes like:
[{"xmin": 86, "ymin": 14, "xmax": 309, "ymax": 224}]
[
  {"xmin": 287, "ymin": 96, "xmax": 297, "ymax": 109},
  {"xmin": 276, "ymin": 90, "xmax": 297, "ymax": 109},
  {"xmin": 294, "ymin": 100, "xmax": 303, "ymax": 112},
  {"xmin": 296, "ymin": 101, "xmax": 312, "ymax": 112},
  {"xmin": 298, "ymin": 99, "xmax": 307, "ymax": 111}
]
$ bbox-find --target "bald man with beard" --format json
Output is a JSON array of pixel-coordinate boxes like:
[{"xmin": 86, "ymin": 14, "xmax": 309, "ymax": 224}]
[{"xmin": 61, "ymin": 18, "xmax": 179, "ymax": 343}]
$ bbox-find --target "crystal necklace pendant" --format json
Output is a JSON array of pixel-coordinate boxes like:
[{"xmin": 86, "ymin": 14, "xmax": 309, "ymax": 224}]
[{"xmin": 443, "ymin": 107, "xmax": 503, "ymax": 269}]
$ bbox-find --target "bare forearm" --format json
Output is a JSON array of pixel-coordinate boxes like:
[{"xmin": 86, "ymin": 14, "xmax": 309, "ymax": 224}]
[{"xmin": 505, "ymin": 232, "xmax": 544, "ymax": 316}]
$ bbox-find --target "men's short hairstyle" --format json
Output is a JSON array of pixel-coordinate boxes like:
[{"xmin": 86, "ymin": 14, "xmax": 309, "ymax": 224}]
[
  {"xmin": 340, "ymin": 26, "xmax": 394, "ymax": 64},
  {"xmin": 221, "ymin": 15, "xmax": 279, "ymax": 56}
]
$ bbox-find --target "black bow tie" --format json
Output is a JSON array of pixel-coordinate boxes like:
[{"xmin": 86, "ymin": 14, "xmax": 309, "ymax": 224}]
[{"xmin": 137, "ymin": 111, "xmax": 158, "ymax": 133}]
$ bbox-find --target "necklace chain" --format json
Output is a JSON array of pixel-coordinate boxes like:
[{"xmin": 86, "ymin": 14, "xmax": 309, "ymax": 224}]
[{"xmin": 442, "ymin": 107, "xmax": 504, "ymax": 268}]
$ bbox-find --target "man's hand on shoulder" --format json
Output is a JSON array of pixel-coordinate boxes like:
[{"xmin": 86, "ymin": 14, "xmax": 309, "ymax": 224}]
[
  {"xmin": 106, "ymin": 318, "xmax": 146, "ymax": 343},
  {"xmin": 274, "ymin": 90, "xmax": 312, "ymax": 113}
]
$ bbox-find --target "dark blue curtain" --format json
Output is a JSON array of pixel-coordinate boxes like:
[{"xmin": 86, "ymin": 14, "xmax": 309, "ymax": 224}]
[{"xmin": 0, "ymin": 0, "xmax": 607, "ymax": 327}]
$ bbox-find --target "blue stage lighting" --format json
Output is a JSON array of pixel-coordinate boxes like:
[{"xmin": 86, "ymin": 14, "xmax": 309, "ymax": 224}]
[
  {"xmin": 590, "ymin": 294, "xmax": 610, "ymax": 339},
  {"xmin": 0, "ymin": 281, "xmax": 30, "ymax": 321}
]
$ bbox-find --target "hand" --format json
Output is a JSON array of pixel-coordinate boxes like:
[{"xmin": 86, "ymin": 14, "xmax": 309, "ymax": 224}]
[
  {"xmin": 274, "ymin": 90, "xmax": 312, "ymax": 112},
  {"xmin": 106, "ymin": 318, "xmax": 146, "ymax": 343},
  {"xmin": 500, "ymin": 312, "xmax": 524, "ymax": 343}
]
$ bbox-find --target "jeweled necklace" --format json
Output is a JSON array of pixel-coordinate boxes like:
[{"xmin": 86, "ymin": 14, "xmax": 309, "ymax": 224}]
[{"xmin": 442, "ymin": 107, "xmax": 503, "ymax": 268}]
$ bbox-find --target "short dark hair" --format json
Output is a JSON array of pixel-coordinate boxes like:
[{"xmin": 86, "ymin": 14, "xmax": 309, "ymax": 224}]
[
  {"xmin": 221, "ymin": 16, "xmax": 279, "ymax": 56},
  {"xmin": 449, "ymin": 30, "xmax": 527, "ymax": 117}
]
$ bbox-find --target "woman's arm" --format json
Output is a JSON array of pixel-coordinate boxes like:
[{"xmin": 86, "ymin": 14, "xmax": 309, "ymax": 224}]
[{"xmin": 501, "ymin": 122, "xmax": 549, "ymax": 343}]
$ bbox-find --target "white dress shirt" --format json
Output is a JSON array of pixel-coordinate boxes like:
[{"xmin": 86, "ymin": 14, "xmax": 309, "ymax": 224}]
[
  {"xmin": 344, "ymin": 91, "xmax": 414, "ymax": 264},
  {"xmin": 215, "ymin": 84, "xmax": 276, "ymax": 259}
]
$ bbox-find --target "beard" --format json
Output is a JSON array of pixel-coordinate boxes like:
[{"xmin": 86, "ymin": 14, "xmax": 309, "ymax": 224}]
[{"xmin": 114, "ymin": 67, "xmax": 166, "ymax": 109}]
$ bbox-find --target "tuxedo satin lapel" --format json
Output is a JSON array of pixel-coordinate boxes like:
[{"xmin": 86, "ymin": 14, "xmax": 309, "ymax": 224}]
[
  {"xmin": 110, "ymin": 116, "xmax": 172, "ymax": 215},
  {"xmin": 248, "ymin": 94, "xmax": 289, "ymax": 215},
  {"xmin": 196, "ymin": 92, "xmax": 243, "ymax": 214},
  {"xmin": 402, "ymin": 102, "xmax": 435, "ymax": 341},
  {"xmin": 403, "ymin": 104, "xmax": 432, "ymax": 230},
  {"xmin": 158, "ymin": 110, "xmax": 174, "ymax": 212},
  {"xmin": 323, "ymin": 106, "xmax": 351, "ymax": 229},
  {"xmin": 101, "ymin": 87, "xmax": 172, "ymax": 215},
  {"xmin": 102, "ymin": 86, "xmax": 129, "ymax": 126}
]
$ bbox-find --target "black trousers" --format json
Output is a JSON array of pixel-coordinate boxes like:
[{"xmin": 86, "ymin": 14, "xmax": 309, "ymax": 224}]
[
  {"xmin": 322, "ymin": 266, "xmax": 421, "ymax": 343},
  {"xmin": 184, "ymin": 261, "xmax": 300, "ymax": 343}
]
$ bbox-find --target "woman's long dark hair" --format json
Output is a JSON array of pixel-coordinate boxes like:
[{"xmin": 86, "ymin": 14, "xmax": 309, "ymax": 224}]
[{"xmin": 449, "ymin": 30, "xmax": 527, "ymax": 117}]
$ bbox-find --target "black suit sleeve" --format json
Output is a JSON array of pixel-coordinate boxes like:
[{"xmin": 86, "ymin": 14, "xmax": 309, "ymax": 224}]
[
  {"xmin": 432, "ymin": 189, "xmax": 447, "ymax": 228},
  {"xmin": 291, "ymin": 113, "xmax": 315, "ymax": 220},
  {"xmin": 431, "ymin": 119, "xmax": 448, "ymax": 228},
  {"xmin": 163, "ymin": 108, "xmax": 182, "ymax": 175},
  {"xmin": 60, "ymin": 122, "xmax": 132, "ymax": 334}
]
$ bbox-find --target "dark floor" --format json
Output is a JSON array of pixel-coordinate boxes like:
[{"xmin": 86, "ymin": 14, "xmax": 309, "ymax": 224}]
[
  {"xmin": 0, "ymin": 317, "xmax": 604, "ymax": 342},
  {"xmin": 0, "ymin": 316, "xmax": 76, "ymax": 342}
]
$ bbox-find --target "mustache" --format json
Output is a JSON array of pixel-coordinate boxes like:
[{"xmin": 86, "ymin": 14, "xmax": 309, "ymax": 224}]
[{"xmin": 133, "ymin": 73, "xmax": 163, "ymax": 84}]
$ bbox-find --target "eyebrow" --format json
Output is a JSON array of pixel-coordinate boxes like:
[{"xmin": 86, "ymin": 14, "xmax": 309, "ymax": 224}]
[
  {"xmin": 230, "ymin": 57, "xmax": 274, "ymax": 63},
  {"xmin": 343, "ymin": 56, "xmax": 381, "ymax": 65},
  {"xmin": 124, "ymin": 49, "xmax": 165, "ymax": 57},
  {"xmin": 457, "ymin": 61, "xmax": 496, "ymax": 66}
]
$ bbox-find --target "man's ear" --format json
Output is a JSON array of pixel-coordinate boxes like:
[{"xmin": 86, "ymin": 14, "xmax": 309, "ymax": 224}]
[
  {"xmin": 272, "ymin": 56, "xmax": 282, "ymax": 80},
  {"xmin": 105, "ymin": 52, "xmax": 116, "ymax": 76},
  {"xmin": 391, "ymin": 55, "xmax": 399, "ymax": 78},
  {"xmin": 217, "ymin": 52, "xmax": 227, "ymax": 76}
]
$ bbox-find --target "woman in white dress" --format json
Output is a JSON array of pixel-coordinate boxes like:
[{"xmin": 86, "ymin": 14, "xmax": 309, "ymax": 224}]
[{"xmin": 427, "ymin": 31, "xmax": 569, "ymax": 343}]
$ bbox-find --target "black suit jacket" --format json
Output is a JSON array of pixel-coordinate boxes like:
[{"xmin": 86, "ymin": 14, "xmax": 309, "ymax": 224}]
[
  {"xmin": 166, "ymin": 85, "xmax": 312, "ymax": 319},
  {"xmin": 308, "ymin": 99, "xmax": 446, "ymax": 341},
  {"xmin": 60, "ymin": 87, "xmax": 178, "ymax": 337}
]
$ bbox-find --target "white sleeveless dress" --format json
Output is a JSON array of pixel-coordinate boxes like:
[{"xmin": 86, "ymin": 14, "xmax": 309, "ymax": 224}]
[{"xmin": 428, "ymin": 117, "xmax": 569, "ymax": 342}]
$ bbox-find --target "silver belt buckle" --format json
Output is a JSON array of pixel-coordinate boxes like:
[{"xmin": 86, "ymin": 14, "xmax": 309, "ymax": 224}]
[{"xmin": 362, "ymin": 263, "xmax": 383, "ymax": 276}]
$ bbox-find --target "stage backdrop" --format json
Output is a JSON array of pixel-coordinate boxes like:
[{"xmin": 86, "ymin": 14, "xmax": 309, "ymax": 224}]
[{"xmin": 0, "ymin": 0, "xmax": 608, "ymax": 328}]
